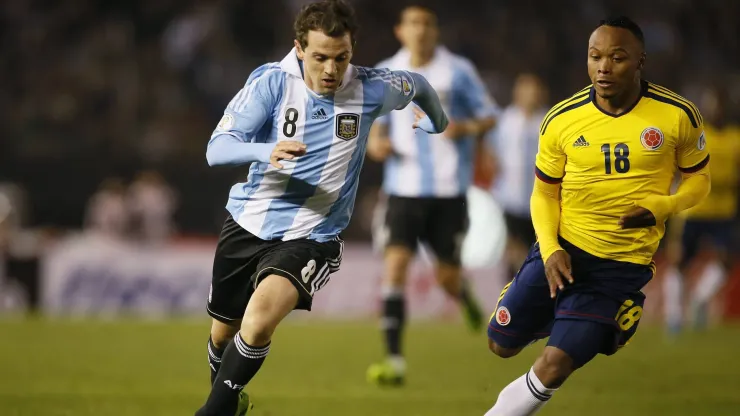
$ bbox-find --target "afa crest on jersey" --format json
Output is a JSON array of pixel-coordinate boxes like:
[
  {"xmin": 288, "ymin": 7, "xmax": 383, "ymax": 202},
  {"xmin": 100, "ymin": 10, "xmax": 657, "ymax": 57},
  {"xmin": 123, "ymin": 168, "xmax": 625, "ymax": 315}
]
[
  {"xmin": 217, "ymin": 114, "xmax": 235, "ymax": 131},
  {"xmin": 495, "ymin": 306, "xmax": 511, "ymax": 326},
  {"xmin": 336, "ymin": 113, "xmax": 359, "ymax": 140},
  {"xmin": 640, "ymin": 127, "xmax": 664, "ymax": 151},
  {"xmin": 402, "ymin": 78, "xmax": 412, "ymax": 96}
]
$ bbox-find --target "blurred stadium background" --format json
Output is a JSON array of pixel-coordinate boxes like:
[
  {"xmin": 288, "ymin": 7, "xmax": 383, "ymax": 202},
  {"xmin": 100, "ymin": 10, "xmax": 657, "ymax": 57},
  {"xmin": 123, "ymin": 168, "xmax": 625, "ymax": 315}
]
[{"xmin": 1, "ymin": 0, "xmax": 739, "ymax": 415}]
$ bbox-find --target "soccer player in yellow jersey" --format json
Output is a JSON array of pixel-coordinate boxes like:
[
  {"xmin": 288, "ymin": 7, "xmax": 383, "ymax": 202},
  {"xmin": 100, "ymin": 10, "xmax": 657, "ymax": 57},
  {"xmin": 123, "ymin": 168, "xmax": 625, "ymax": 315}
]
[
  {"xmin": 483, "ymin": 17, "xmax": 711, "ymax": 415},
  {"xmin": 663, "ymin": 87, "xmax": 740, "ymax": 334}
]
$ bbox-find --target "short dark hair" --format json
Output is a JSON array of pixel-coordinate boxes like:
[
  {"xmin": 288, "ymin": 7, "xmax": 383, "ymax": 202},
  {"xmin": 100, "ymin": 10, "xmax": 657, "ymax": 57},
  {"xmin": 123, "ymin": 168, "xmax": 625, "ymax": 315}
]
[
  {"xmin": 294, "ymin": 0, "xmax": 358, "ymax": 49},
  {"xmin": 397, "ymin": 5, "xmax": 437, "ymax": 25},
  {"xmin": 597, "ymin": 16, "xmax": 645, "ymax": 47}
]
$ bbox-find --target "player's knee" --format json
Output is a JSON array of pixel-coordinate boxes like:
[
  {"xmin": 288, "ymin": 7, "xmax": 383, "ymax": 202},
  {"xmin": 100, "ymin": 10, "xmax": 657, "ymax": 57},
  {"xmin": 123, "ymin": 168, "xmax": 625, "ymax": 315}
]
[
  {"xmin": 240, "ymin": 274, "xmax": 299, "ymax": 345},
  {"xmin": 487, "ymin": 338, "xmax": 522, "ymax": 359},
  {"xmin": 210, "ymin": 319, "xmax": 240, "ymax": 348},
  {"xmin": 384, "ymin": 246, "xmax": 412, "ymax": 286},
  {"xmin": 240, "ymin": 313, "xmax": 277, "ymax": 346},
  {"xmin": 533, "ymin": 346, "xmax": 575, "ymax": 388}
]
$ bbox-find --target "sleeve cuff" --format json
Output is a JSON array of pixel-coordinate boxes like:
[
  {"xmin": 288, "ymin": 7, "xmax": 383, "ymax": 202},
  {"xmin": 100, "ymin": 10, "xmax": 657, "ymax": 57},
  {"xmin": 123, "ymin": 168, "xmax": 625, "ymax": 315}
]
[
  {"xmin": 678, "ymin": 155, "xmax": 710, "ymax": 173},
  {"xmin": 535, "ymin": 166, "xmax": 563, "ymax": 184}
]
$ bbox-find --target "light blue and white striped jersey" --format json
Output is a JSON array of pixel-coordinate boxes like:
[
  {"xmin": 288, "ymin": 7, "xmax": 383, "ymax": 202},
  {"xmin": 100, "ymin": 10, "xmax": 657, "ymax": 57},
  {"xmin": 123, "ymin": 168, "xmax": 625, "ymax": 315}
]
[
  {"xmin": 211, "ymin": 48, "xmax": 417, "ymax": 242},
  {"xmin": 377, "ymin": 47, "xmax": 499, "ymax": 197},
  {"xmin": 488, "ymin": 105, "xmax": 546, "ymax": 217}
]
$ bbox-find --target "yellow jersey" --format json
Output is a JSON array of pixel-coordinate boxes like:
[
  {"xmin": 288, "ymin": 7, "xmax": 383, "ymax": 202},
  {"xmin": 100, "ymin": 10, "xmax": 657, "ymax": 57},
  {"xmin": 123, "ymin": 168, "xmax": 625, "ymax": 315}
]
[
  {"xmin": 535, "ymin": 81, "xmax": 710, "ymax": 265},
  {"xmin": 685, "ymin": 124, "xmax": 739, "ymax": 220}
]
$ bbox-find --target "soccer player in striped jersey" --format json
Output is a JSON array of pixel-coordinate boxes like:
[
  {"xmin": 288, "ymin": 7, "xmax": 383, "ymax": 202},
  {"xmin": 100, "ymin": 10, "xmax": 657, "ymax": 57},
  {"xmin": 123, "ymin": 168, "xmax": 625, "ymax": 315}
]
[
  {"xmin": 484, "ymin": 17, "xmax": 711, "ymax": 415},
  {"xmin": 488, "ymin": 73, "xmax": 549, "ymax": 280},
  {"xmin": 195, "ymin": 1, "xmax": 449, "ymax": 414},
  {"xmin": 365, "ymin": 5, "xmax": 498, "ymax": 386}
]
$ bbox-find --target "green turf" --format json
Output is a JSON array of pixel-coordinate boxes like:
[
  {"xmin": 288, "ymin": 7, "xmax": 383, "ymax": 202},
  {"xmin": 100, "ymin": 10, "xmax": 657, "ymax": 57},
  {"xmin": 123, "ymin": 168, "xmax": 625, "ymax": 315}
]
[{"xmin": 1, "ymin": 318, "xmax": 739, "ymax": 415}]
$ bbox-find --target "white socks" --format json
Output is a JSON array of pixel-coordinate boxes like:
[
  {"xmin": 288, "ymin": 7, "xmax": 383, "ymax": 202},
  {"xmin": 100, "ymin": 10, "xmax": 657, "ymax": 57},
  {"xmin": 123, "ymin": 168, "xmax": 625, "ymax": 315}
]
[
  {"xmin": 664, "ymin": 261, "xmax": 727, "ymax": 330},
  {"xmin": 484, "ymin": 367, "xmax": 557, "ymax": 416},
  {"xmin": 663, "ymin": 266, "xmax": 684, "ymax": 330},
  {"xmin": 692, "ymin": 261, "xmax": 726, "ymax": 307},
  {"xmin": 387, "ymin": 355, "xmax": 407, "ymax": 373}
]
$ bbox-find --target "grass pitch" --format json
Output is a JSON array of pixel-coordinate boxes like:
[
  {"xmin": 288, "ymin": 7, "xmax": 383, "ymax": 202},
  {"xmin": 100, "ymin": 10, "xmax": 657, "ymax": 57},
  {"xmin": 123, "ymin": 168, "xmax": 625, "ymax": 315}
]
[{"xmin": 1, "ymin": 318, "xmax": 739, "ymax": 415}]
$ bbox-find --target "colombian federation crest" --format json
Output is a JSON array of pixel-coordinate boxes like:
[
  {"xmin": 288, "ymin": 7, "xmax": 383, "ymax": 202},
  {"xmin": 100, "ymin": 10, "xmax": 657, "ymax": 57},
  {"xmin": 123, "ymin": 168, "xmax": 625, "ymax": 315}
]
[
  {"xmin": 640, "ymin": 127, "xmax": 664, "ymax": 150},
  {"xmin": 495, "ymin": 306, "xmax": 511, "ymax": 326},
  {"xmin": 336, "ymin": 113, "xmax": 359, "ymax": 140}
]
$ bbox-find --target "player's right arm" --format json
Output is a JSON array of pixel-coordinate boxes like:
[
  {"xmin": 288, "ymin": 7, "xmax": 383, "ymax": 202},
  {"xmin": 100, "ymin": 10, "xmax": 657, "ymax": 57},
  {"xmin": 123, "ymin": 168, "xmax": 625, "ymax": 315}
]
[
  {"xmin": 445, "ymin": 59, "xmax": 499, "ymax": 140},
  {"xmin": 531, "ymin": 117, "xmax": 573, "ymax": 297},
  {"xmin": 206, "ymin": 67, "xmax": 305, "ymax": 169}
]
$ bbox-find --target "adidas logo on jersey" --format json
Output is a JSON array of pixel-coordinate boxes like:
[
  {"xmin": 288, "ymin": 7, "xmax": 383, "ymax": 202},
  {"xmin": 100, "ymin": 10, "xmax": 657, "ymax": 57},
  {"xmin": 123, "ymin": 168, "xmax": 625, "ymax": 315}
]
[
  {"xmin": 573, "ymin": 135, "xmax": 589, "ymax": 148},
  {"xmin": 311, "ymin": 108, "xmax": 328, "ymax": 120}
]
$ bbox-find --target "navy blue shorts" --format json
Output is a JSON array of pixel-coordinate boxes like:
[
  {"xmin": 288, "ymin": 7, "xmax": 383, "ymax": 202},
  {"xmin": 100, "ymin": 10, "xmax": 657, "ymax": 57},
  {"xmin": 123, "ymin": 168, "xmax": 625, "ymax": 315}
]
[
  {"xmin": 681, "ymin": 219, "xmax": 735, "ymax": 268},
  {"xmin": 488, "ymin": 238, "xmax": 654, "ymax": 363}
]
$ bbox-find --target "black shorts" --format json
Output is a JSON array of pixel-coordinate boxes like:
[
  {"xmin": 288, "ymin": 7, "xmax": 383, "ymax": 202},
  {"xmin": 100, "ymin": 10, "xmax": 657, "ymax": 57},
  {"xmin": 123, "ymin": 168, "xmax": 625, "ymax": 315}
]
[
  {"xmin": 384, "ymin": 195, "xmax": 468, "ymax": 265},
  {"xmin": 503, "ymin": 211, "xmax": 536, "ymax": 248},
  {"xmin": 207, "ymin": 215, "xmax": 343, "ymax": 323}
]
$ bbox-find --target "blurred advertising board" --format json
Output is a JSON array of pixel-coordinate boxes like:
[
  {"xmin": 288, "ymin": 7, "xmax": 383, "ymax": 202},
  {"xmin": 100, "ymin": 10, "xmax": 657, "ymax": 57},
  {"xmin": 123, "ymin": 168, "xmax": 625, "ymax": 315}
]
[{"xmin": 41, "ymin": 234, "xmax": 505, "ymax": 320}]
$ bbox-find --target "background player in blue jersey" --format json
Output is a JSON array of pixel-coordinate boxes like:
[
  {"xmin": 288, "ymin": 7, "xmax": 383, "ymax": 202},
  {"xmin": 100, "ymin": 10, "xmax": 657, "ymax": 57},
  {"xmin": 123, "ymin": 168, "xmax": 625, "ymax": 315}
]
[
  {"xmin": 365, "ymin": 5, "xmax": 499, "ymax": 386},
  {"xmin": 488, "ymin": 74, "xmax": 549, "ymax": 280},
  {"xmin": 195, "ymin": 1, "xmax": 449, "ymax": 415}
]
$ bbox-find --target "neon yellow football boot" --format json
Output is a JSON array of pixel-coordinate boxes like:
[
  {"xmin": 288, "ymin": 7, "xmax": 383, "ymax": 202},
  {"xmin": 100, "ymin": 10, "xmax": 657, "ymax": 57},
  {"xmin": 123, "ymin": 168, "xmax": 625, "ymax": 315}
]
[
  {"xmin": 367, "ymin": 358, "xmax": 406, "ymax": 387},
  {"xmin": 461, "ymin": 286, "xmax": 484, "ymax": 333},
  {"xmin": 236, "ymin": 390, "xmax": 254, "ymax": 415}
]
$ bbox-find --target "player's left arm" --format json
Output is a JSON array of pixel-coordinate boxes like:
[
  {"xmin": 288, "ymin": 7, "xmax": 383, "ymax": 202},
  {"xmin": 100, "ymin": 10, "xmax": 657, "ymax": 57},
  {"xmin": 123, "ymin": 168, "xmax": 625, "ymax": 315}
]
[
  {"xmin": 628, "ymin": 111, "xmax": 711, "ymax": 225},
  {"xmin": 446, "ymin": 61, "xmax": 499, "ymax": 140},
  {"xmin": 378, "ymin": 69, "xmax": 448, "ymax": 134}
]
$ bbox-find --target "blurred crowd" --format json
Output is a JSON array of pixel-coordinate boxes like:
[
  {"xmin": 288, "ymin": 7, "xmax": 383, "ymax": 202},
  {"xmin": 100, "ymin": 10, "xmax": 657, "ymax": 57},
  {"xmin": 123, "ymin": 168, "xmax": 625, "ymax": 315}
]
[
  {"xmin": 84, "ymin": 170, "xmax": 177, "ymax": 243},
  {"xmin": 1, "ymin": 0, "xmax": 738, "ymax": 239}
]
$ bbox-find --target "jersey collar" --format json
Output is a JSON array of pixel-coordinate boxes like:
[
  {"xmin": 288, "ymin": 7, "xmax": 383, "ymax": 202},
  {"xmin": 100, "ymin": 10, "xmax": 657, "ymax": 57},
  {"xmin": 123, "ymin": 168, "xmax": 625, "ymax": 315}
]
[
  {"xmin": 280, "ymin": 47, "xmax": 358, "ymax": 94},
  {"xmin": 590, "ymin": 80, "xmax": 648, "ymax": 118}
]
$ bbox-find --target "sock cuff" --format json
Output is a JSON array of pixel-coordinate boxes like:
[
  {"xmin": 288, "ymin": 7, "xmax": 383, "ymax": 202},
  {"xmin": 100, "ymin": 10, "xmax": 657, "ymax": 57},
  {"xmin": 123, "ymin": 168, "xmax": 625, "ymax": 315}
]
[
  {"xmin": 381, "ymin": 284, "xmax": 405, "ymax": 299},
  {"xmin": 208, "ymin": 337, "xmax": 225, "ymax": 362},
  {"xmin": 380, "ymin": 316, "xmax": 402, "ymax": 330},
  {"xmin": 234, "ymin": 333, "xmax": 271, "ymax": 359},
  {"xmin": 526, "ymin": 367, "xmax": 556, "ymax": 401},
  {"xmin": 208, "ymin": 343, "xmax": 222, "ymax": 363}
]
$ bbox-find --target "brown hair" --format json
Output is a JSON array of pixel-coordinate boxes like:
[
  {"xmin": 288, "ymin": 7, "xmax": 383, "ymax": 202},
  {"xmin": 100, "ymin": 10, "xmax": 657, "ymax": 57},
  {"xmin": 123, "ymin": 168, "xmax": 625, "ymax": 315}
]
[{"xmin": 294, "ymin": 0, "xmax": 358, "ymax": 49}]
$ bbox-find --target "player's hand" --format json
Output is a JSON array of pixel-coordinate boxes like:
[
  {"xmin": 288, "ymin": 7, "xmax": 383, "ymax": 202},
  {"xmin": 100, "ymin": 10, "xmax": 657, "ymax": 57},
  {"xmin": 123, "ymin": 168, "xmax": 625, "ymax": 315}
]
[
  {"xmin": 412, "ymin": 107, "xmax": 445, "ymax": 134},
  {"xmin": 270, "ymin": 141, "xmax": 307, "ymax": 169},
  {"xmin": 544, "ymin": 250, "xmax": 574, "ymax": 299},
  {"xmin": 443, "ymin": 120, "xmax": 475, "ymax": 139},
  {"xmin": 618, "ymin": 206, "xmax": 657, "ymax": 229},
  {"xmin": 367, "ymin": 136, "xmax": 393, "ymax": 161}
]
